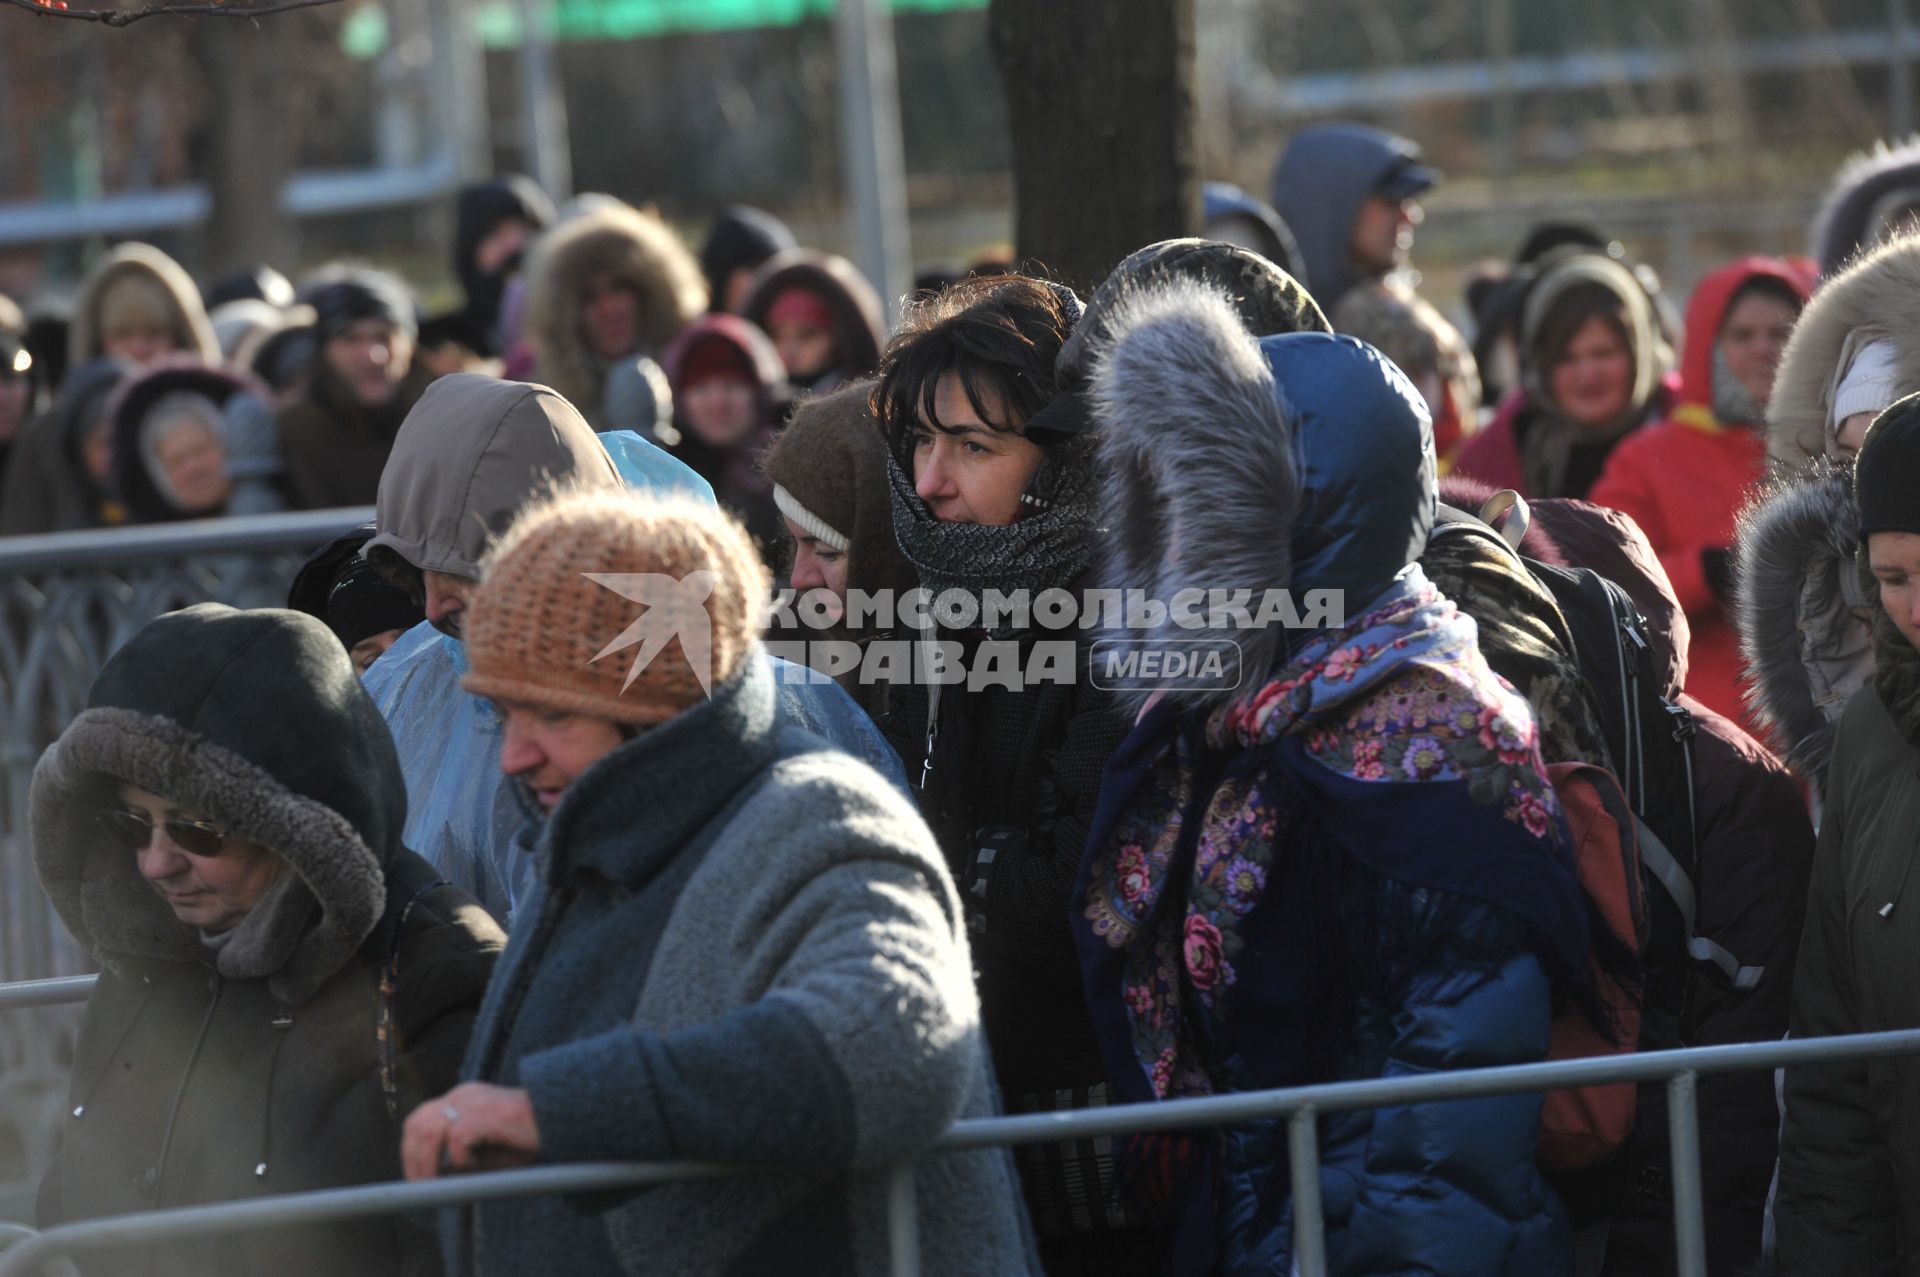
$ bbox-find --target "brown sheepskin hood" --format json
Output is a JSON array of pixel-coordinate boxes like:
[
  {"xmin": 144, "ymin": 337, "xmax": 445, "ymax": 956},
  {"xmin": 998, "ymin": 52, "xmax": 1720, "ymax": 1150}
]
[
  {"xmin": 522, "ymin": 201, "xmax": 707, "ymax": 417},
  {"xmin": 67, "ymin": 243, "xmax": 219, "ymax": 370},
  {"xmin": 1766, "ymin": 231, "xmax": 1920, "ymax": 469},
  {"xmin": 32, "ymin": 606, "xmax": 404, "ymax": 1005}
]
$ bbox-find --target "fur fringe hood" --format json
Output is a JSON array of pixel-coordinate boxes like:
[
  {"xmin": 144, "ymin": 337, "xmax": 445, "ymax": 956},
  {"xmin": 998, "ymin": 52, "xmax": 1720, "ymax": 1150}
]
[
  {"xmin": 1733, "ymin": 461, "xmax": 1872, "ymax": 787},
  {"xmin": 32, "ymin": 606, "xmax": 401, "ymax": 1006},
  {"xmin": 1091, "ymin": 281, "xmax": 1296, "ymax": 719},
  {"xmin": 1767, "ymin": 231, "xmax": 1920, "ymax": 469},
  {"xmin": 68, "ymin": 243, "xmax": 219, "ymax": 370},
  {"xmin": 1090, "ymin": 281, "xmax": 1434, "ymax": 718},
  {"xmin": 1810, "ymin": 135, "xmax": 1920, "ymax": 277},
  {"xmin": 523, "ymin": 201, "xmax": 707, "ymax": 417}
]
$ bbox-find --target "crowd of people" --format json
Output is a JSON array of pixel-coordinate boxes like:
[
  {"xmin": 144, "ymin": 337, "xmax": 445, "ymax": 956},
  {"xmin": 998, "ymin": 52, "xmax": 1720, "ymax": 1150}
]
[{"xmin": 15, "ymin": 121, "xmax": 1920, "ymax": 1276}]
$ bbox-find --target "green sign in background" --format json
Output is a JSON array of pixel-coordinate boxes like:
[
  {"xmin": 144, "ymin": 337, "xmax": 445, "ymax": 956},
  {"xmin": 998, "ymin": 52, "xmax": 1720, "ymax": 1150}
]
[{"xmin": 343, "ymin": 0, "xmax": 984, "ymax": 57}]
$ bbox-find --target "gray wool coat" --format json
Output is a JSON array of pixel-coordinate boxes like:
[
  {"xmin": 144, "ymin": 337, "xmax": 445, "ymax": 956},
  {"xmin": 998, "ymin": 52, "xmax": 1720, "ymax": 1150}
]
[{"xmin": 449, "ymin": 650, "xmax": 1039, "ymax": 1277}]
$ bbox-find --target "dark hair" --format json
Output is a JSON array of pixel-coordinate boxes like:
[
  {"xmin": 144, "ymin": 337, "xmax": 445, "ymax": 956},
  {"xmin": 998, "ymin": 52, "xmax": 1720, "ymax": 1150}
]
[
  {"xmin": 1722, "ymin": 276, "xmax": 1804, "ymax": 328},
  {"xmin": 1533, "ymin": 281, "xmax": 1632, "ymax": 371},
  {"xmin": 871, "ymin": 275, "xmax": 1073, "ymax": 463}
]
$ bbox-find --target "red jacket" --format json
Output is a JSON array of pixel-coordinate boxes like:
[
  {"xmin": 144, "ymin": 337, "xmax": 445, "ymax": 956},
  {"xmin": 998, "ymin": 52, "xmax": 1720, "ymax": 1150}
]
[{"xmin": 1587, "ymin": 257, "xmax": 1814, "ymax": 736}]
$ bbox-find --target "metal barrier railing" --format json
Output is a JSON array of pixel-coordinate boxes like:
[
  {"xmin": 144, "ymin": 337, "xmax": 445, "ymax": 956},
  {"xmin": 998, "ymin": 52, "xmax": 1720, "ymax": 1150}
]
[
  {"xmin": 0, "ymin": 970, "xmax": 1914, "ymax": 1277},
  {"xmin": 0, "ymin": 509, "xmax": 374, "ymax": 984}
]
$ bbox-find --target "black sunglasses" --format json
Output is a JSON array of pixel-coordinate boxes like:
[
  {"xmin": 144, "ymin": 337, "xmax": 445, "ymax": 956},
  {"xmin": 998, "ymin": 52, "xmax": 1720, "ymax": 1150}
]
[{"xmin": 100, "ymin": 808, "xmax": 230, "ymax": 858}]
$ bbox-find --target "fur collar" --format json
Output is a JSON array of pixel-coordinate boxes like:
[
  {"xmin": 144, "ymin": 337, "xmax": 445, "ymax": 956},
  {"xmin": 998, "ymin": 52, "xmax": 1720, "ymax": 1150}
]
[
  {"xmin": 1766, "ymin": 232, "xmax": 1920, "ymax": 469},
  {"xmin": 32, "ymin": 707, "xmax": 386, "ymax": 1006},
  {"xmin": 1733, "ymin": 461, "xmax": 1871, "ymax": 786}
]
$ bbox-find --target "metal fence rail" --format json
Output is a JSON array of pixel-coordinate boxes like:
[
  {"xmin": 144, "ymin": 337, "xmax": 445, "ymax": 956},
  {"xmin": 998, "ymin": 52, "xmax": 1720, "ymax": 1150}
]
[
  {"xmin": 1, "ymin": 1002, "xmax": 1914, "ymax": 1277},
  {"xmin": 0, "ymin": 509, "xmax": 373, "ymax": 984}
]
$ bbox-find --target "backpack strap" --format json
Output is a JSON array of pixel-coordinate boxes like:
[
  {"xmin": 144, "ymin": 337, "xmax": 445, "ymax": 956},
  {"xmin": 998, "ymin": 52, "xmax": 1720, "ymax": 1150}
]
[{"xmin": 1630, "ymin": 814, "xmax": 1763, "ymax": 991}]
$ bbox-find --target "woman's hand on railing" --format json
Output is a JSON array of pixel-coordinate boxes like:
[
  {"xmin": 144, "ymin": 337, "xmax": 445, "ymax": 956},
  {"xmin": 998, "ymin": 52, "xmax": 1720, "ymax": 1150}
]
[{"xmin": 401, "ymin": 1082, "xmax": 542, "ymax": 1180}]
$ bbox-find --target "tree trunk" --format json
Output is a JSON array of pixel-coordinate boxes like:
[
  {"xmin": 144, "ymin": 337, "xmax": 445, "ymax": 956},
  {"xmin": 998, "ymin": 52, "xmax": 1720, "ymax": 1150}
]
[
  {"xmin": 988, "ymin": 0, "xmax": 1200, "ymax": 295},
  {"xmin": 204, "ymin": 19, "xmax": 297, "ymax": 275}
]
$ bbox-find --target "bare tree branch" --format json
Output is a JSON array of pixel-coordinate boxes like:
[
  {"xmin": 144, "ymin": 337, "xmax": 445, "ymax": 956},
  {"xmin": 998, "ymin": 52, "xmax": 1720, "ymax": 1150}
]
[{"xmin": 1, "ymin": 0, "xmax": 341, "ymax": 27}]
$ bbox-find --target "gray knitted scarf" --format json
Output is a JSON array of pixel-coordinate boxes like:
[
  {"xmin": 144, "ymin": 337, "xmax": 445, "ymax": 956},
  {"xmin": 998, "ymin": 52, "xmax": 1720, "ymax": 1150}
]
[{"xmin": 886, "ymin": 439, "xmax": 1102, "ymax": 614}]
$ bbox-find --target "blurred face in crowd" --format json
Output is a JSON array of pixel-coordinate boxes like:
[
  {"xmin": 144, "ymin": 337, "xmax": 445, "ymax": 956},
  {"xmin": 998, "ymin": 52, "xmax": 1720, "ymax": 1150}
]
[
  {"xmin": 475, "ymin": 217, "xmax": 536, "ymax": 276},
  {"xmin": 912, "ymin": 373, "xmax": 1045, "ymax": 527},
  {"xmin": 1719, "ymin": 289, "xmax": 1799, "ymax": 414},
  {"xmin": 769, "ymin": 318, "xmax": 834, "ymax": 382},
  {"xmin": 784, "ymin": 518, "xmax": 849, "ymax": 623},
  {"xmin": 423, "ymin": 570, "xmax": 476, "ymax": 640},
  {"xmin": 350, "ymin": 628, "xmax": 407, "ymax": 677},
  {"xmin": 155, "ymin": 417, "xmax": 231, "ymax": 515},
  {"xmin": 324, "ymin": 319, "xmax": 411, "ymax": 408},
  {"xmin": 81, "ymin": 415, "xmax": 115, "ymax": 485},
  {"xmin": 497, "ymin": 701, "xmax": 628, "ymax": 810},
  {"xmin": 581, "ymin": 271, "xmax": 642, "ymax": 360},
  {"xmin": 102, "ymin": 321, "xmax": 175, "ymax": 368},
  {"xmin": 682, "ymin": 366, "xmax": 760, "ymax": 450},
  {"xmin": 1835, "ymin": 410, "xmax": 1878, "ymax": 458},
  {"xmin": 1870, "ymin": 530, "xmax": 1920, "ymax": 650},
  {"xmin": 115, "ymin": 782, "xmax": 284, "ymax": 933},
  {"xmin": 1548, "ymin": 316, "xmax": 1635, "ymax": 429},
  {"xmin": 1350, "ymin": 194, "xmax": 1420, "ymax": 277}
]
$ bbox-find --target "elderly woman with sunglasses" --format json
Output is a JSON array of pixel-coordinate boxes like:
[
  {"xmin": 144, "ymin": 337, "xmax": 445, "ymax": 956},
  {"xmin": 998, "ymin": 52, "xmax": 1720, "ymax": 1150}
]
[{"xmin": 30, "ymin": 603, "xmax": 504, "ymax": 1277}]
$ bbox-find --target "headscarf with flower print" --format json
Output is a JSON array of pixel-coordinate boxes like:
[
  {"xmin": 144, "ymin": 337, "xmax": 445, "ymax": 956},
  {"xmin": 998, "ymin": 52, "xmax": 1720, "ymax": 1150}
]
[{"xmin": 1073, "ymin": 320, "xmax": 1590, "ymax": 1109}]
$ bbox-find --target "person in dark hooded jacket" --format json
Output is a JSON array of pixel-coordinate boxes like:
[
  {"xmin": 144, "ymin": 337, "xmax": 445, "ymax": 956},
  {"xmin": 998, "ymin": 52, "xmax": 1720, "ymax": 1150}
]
[
  {"xmin": 1202, "ymin": 181, "xmax": 1308, "ymax": 287},
  {"xmin": 698, "ymin": 204, "xmax": 798, "ymax": 315},
  {"xmin": 1529, "ymin": 497, "xmax": 1815, "ymax": 1277},
  {"xmin": 1268, "ymin": 122, "xmax": 1437, "ymax": 312},
  {"xmin": 659, "ymin": 312, "xmax": 790, "ymax": 564},
  {"xmin": 1809, "ymin": 135, "xmax": 1920, "ymax": 278},
  {"xmin": 106, "ymin": 358, "xmax": 266, "ymax": 525},
  {"xmin": 444, "ymin": 175, "xmax": 554, "ymax": 358},
  {"xmin": 31, "ymin": 604, "xmax": 504, "ymax": 1277},
  {"xmin": 0, "ymin": 358, "xmax": 129, "ymax": 535},
  {"xmin": 1777, "ymin": 396, "xmax": 1920, "ymax": 1274},
  {"xmin": 1734, "ymin": 232, "xmax": 1920, "ymax": 796},
  {"xmin": 742, "ymin": 249, "xmax": 887, "ymax": 394},
  {"xmin": 1074, "ymin": 280, "xmax": 1585, "ymax": 1277},
  {"xmin": 289, "ymin": 523, "xmax": 428, "ymax": 676},
  {"xmin": 277, "ymin": 270, "xmax": 437, "ymax": 510}
]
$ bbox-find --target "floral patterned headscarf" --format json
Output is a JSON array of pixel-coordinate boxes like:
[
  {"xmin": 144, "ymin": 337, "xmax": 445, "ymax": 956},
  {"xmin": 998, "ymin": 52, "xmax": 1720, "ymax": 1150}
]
[{"xmin": 1075, "ymin": 565, "xmax": 1587, "ymax": 1102}]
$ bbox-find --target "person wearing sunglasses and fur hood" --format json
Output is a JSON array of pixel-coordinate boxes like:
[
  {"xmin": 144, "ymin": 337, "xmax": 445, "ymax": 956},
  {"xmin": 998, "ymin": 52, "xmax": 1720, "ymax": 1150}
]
[{"xmin": 30, "ymin": 603, "xmax": 504, "ymax": 1277}]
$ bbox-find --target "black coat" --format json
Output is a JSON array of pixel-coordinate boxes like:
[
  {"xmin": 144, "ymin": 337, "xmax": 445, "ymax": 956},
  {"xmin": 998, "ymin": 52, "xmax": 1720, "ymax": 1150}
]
[{"xmin": 30, "ymin": 604, "xmax": 505, "ymax": 1276}]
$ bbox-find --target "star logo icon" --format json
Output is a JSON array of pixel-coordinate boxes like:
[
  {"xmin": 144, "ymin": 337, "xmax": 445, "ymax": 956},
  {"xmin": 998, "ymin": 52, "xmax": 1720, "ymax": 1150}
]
[{"xmin": 583, "ymin": 571, "xmax": 716, "ymax": 696}]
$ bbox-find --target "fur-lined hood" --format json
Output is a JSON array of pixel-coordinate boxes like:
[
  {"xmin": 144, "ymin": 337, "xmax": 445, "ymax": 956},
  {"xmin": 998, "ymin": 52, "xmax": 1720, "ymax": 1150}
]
[
  {"xmin": 67, "ymin": 243, "xmax": 219, "ymax": 370},
  {"xmin": 1090, "ymin": 280, "xmax": 1434, "ymax": 716},
  {"xmin": 1766, "ymin": 232, "xmax": 1920, "ymax": 469},
  {"xmin": 32, "ymin": 606, "xmax": 405, "ymax": 1005},
  {"xmin": 523, "ymin": 201, "xmax": 707, "ymax": 419},
  {"xmin": 1733, "ymin": 460, "xmax": 1872, "ymax": 787},
  {"xmin": 740, "ymin": 249, "xmax": 887, "ymax": 388},
  {"xmin": 1809, "ymin": 136, "xmax": 1920, "ymax": 278}
]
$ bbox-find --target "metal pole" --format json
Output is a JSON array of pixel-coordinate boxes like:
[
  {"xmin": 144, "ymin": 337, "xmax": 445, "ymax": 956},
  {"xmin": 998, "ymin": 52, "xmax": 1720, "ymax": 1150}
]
[
  {"xmin": 1895, "ymin": 0, "xmax": 1915, "ymax": 138},
  {"xmin": 884, "ymin": 1164, "xmax": 921, "ymax": 1277},
  {"xmin": 834, "ymin": 0, "xmax": 912, "ymax": 330},
  {"xmin": 425, "ymin": 0, "xmax": 492, "ymax": 183},
  {"xmin": 1667, "ymin": 1071, "xmax": 1708, "ymax": 1277},
  {"xmin": 1287, "ymin": 1107, "xmax": 1327, "ymax": 1277},
  {"xmin": 0, "ymin": 976, "xmax": 96, "ymax": 1011},
  {"xmin": 517, "ymin": 0, "xmax": 575, "ymax": 201}
]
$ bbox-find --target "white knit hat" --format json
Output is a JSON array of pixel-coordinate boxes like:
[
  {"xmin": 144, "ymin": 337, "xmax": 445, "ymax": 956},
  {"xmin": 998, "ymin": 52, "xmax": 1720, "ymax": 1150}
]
[{"xmin": 1830, "ymin": 335, "xmax": 1902, "ymax": 430}]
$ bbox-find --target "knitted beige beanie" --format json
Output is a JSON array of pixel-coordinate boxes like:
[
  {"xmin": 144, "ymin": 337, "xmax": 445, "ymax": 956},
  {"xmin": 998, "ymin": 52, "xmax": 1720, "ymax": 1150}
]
[{"xmin": 462, "ymin": 491, "xmax": 769, "ymax": 724}]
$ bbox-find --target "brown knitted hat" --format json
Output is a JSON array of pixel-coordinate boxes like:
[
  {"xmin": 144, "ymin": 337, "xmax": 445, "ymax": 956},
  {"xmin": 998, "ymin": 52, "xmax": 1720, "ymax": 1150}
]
[
  {"xmin": 461, "ymin": 491, "xmax": 769, "ymax": 725},
  {"xmin": 760, "ymin": 378, "xmax": 918, "ymax": 618}
]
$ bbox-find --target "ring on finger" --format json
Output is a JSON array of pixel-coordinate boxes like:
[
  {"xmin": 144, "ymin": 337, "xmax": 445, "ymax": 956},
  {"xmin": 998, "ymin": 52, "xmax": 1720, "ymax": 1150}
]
[{"xmin": 442, "ymin": 1106, "xmax": 461, "ymax": 1123}]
